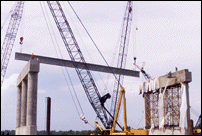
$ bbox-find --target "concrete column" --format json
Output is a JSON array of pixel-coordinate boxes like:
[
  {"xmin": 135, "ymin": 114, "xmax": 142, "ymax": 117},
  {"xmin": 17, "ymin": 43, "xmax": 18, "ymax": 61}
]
[
  {"xmin": 21, "ymin": 79, "xmax": 27, "ymax": 127},
  {"xmin": 183, "ymin": 82, "xmax": 191, "ymax": 134},
  {"xmin": 16, "ymin": 86, "xmax": 21, "ymax": 135},
  {"xmin": 27, "ymin": 72, "xmax": 38, "ymax": 135},
  {"xmin": 184, "ymin": 83, "xmax": 190, "ymax": 124},
  {"xmin": 16, "ymin": 59, "xmax": 39, "ymax": 135}
]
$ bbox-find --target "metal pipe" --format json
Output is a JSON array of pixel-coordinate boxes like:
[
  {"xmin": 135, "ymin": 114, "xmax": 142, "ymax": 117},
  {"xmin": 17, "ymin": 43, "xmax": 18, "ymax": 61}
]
[{"xmin": 46, "ymin": 97, "xmax": 51, "ymax": 135}]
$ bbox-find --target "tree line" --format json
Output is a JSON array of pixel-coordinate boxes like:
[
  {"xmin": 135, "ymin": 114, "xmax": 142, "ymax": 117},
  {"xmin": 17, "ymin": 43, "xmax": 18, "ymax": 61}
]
[
  {"xmin": 1, "ymin": 128, "xmax": 103, "ymax": 135},
  {"xmin": 2, "ymin": 123, "xmax": 200, "ymax": 135}
]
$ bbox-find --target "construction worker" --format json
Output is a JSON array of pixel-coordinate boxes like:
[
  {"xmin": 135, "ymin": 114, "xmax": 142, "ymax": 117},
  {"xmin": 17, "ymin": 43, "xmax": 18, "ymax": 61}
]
[{"xmin": 31, "ymin": 53, "xmax": 34, "ymax": 60}]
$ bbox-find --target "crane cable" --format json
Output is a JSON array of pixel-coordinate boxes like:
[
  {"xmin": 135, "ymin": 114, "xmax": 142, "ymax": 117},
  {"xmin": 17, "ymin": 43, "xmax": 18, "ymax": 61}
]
[
  {"xmin": 62, "ymin": 1, "xmax": 109, "ymax": 97},
  {"xmin": 63, "ymin": 1, "xmax": 120, "ymax": 111},
  {"xmin": 39, "ymin": 1, "xmax": 85, "ymax": 119},
  {"xmin": 103, "ymin": 18, "xmax": 123, "ymax": 99},
  {"xmin": 132, "ymin": 1, "xmax": 138, "ymax": 61},
  {"xmin": 19, "ymin": 1, "xmax": 26, "ymax": 53},
  {"xmin": 67, "ymin": 2, "xmax": 124, "ymax": 88},
  {"xmin": 68, "ymin": 2, "xmax": 133, "ymax": 128}
]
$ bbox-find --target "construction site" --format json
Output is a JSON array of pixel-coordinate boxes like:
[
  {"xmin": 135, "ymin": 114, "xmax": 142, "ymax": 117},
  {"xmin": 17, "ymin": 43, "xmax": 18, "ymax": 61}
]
[{"xmin": 1, "ymin": 1, "xmax": 201, "ymax": 135}]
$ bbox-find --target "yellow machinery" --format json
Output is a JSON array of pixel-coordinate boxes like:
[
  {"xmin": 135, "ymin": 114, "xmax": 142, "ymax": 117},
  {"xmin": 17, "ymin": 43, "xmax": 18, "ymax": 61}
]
[
  {"xmin": 93, "ymin": 86, "xmax": 149, "ymax": 135},
  {"xmin": 193, "ymin": 129, "xmax": 201, "ymax": 135},
  {"xmin": 193, "ymin": 114, "xmax": 201, "ymax": 135}
]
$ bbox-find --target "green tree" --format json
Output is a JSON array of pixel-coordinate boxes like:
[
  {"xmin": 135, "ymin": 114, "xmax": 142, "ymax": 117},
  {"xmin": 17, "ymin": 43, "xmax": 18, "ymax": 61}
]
[
  {"xmin": 37, "ymin": 130, "xmax": 46, "ymax": 135},
  {"xmin": 67, "ymin": 130, "xmax": 74, "ymax": 135},
  {"xmin": 92, "ymin": 128, "xmax": 102, "ymax": 135}
]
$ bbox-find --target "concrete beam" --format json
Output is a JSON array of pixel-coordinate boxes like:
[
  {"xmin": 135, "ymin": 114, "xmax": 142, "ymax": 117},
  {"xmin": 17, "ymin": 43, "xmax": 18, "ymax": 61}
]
[
  {"xmin": 15, "ymin": 52, "xmax": 139, "ymax": 78},
  {"xmin": 157, "ymin": 69, "xmax": 192, "ymax": 89},
  {"xmin": 17, "ymin": 59, "xmax": 39, "ymax": 86}
]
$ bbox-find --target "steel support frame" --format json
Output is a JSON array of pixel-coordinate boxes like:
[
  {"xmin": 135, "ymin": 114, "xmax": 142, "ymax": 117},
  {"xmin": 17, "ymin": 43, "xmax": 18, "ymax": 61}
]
[
  {"xmin": 164, "ymin": 86, "xmax": 181, "ymax": 127},
  {"xmin": 150, "ymin": 92, "xmax": 159, "ymax": 128},
  {"xmin": 144, "ymin": 86, "xmax": 181, "ymax": 129},
  {"xmin": 144, "ymin": 93, "xmax": 151, "ymax": 129}
]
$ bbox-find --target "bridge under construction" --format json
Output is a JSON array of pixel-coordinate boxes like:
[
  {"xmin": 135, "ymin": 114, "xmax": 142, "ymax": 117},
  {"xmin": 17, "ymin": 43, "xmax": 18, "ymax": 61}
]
[
  {"xmin": 15, "ymin": 52, "xmax": 195, "ymax": 135},
  {"xmin": 1, "ymin": 1, "xmax": 200, "ymax": 135}
]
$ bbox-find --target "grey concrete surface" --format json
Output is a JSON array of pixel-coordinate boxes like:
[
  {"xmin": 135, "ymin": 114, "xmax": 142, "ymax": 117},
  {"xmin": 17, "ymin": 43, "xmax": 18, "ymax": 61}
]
[
  {"xmin": 27, "ymin": 72, "xmax": 38, "ymax": 126},
  {"xmin": 16, "ymin": 86, "xmax": 21, "ymax": 131},
  {"xmin": 15, "ymin": 52, "xmax": 139, "ymax": 77},
  {"xmin": 149, "ymin": 127, "xmax": 187, "ymax": 135},
  {"xmin": 157, "ymin": 69, "xmax": 192, "ymax": 89},
  {"xmin": 17, "ymin": 59, "xmax": 39, "ymax": 86},
  {"xmin": 21, "ymin": 79, "xmax": 27, "ymax": 127},
  {"xmin": 16, "ymin": 59, "xmax": 39, "ymax": 135}
]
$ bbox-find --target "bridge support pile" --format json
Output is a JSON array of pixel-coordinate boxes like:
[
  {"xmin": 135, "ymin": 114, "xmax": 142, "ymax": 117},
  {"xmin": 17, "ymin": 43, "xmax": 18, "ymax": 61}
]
[{"xmin": 15, "ymin": 59, "xmax": 39, "ymax": 135}]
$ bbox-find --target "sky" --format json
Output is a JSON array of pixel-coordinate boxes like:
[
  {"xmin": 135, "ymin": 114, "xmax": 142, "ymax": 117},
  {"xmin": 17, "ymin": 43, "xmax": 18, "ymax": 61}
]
[{"xmin": 1, "ymin": 1, "xmax": 201, "ymax": 131}]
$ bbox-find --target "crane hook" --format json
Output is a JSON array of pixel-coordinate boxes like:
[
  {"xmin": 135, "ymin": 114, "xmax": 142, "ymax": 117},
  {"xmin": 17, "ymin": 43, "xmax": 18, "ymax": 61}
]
[
  {"xmin": 80, "ymin": 114, "xmax": 88, "ymax": 124},
  {"xmin": 19, "ymin": 37, "xmax": 23, "ymax": 45}
]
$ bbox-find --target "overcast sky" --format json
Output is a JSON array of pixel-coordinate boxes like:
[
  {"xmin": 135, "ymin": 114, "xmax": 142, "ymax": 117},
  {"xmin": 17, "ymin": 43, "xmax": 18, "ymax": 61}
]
[{"xmin": 1, "ymin": 1, "xmax": 201, "ymax": 131}]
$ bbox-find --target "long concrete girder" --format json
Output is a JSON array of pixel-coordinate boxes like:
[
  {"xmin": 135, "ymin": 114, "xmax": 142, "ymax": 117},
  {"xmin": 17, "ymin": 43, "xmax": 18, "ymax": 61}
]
[{"xmin": 15, "ymin": 52, "xmax": 139, "ymax": 78}]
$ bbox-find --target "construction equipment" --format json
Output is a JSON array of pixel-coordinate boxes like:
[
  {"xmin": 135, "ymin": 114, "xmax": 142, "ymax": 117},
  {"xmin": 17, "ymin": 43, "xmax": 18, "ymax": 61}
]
[
  {"xmin": 47, "ymin": 1, "xmax": 109, "ymax": 128},
  {"xmin": 193, "ymin": 114, "xmax": 201, "ymax": 135},
  {"xmin": 1, "ymin": 1, "xmax": 25, "ymax": 87},
  {"xmin": 93, "ymin": 86, "xmax": 149, "ymax": 135},
  {"xmin": 110, "ymin": 86, "xmax": 129, "ymax": 135},
  {"xmin": 133, "ymin": 57, "xmax": 151, "ymax": 80},
  {"xmin": 195, "ymin": 115, "xmax": 201, "ymax": 129},
  {"xmin": 109, "ymin": 1, "xmax": 133, "ymax": 128},
  {"xmin": 2, "ymin": 1, "xmax": 135, "ymax": 129}
]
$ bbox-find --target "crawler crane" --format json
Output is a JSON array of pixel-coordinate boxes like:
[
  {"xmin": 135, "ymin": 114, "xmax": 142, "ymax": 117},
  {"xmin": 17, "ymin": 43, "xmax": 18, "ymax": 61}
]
[
  {"xmin": 47, "ymin": 1, "xmax": 136, "ymax": 130},
  {"xmin": 46, "ymin": 1, "xmax": 110, "ymax": 128},
  {"xmin": 2, "ymin": 1, "xmax": 142, "ymax": 132},
  {"xmin": 93, "ymin": 86, "xmax": 149, "ymax": 135},
  {"xmin": 47, "ymin": 1, "xmax": 144, "ymax": 132}
]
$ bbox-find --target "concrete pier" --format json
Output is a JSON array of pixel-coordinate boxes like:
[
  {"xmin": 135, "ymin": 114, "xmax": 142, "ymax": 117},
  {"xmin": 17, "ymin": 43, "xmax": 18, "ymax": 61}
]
[
  {"xmin": 21, "ymin": 79, "xmax": 27, "ymax": 127},
  {"xmin": 16, "ymin": 59, "xmax": 39, "ymax": 135},
  {"xmin": 140, "ymin": 69, "xmax": 192, "ymax": 135},
  {"xmin": 27, "ymin": 73, "xmax": 38, "ymax": 126},
  {"xmin": 16, "ymin": 86, "xmax": 21, "ymax": 135}
]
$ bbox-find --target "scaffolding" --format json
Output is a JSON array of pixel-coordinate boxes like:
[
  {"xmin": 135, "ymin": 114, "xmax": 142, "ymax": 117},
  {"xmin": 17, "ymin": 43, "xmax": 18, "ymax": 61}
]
[{"xmin": 140, "ymin": 69, "xmax": 192, "ymax": 135}]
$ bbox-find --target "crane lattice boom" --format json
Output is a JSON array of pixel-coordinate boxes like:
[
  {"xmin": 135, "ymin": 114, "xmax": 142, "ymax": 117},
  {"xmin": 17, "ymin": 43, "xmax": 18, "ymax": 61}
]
[
  {"xmin": 47, "ymin": 1, "xmax": 109, "ymax": 128},
  {"xmin": 1, "ymin": 1, "xmax": 25, "ymax": 87},
  {"xmin": 109, "ymin": 1, "xmax": 133, "ymax": 127}
]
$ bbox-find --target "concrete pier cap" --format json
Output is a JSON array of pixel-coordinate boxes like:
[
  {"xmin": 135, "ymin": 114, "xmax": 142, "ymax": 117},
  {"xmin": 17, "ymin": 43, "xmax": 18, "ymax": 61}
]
[
  {"xmin": 139, "ymin": 69, "xmax": 192, "ymax": 94},
  {"xmin": 16, "ymin": 58, "xmax": 39, "ymax": 135},
  {"xmin": 17, "ymin": 59, "xmax": 39, "ymax": 86}
]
